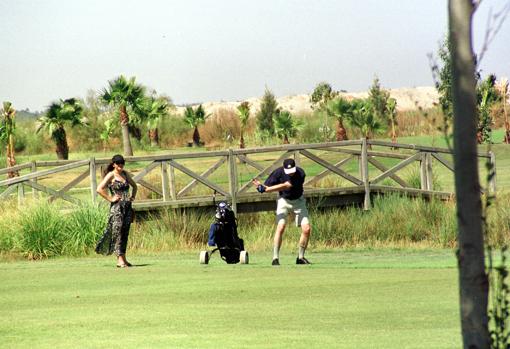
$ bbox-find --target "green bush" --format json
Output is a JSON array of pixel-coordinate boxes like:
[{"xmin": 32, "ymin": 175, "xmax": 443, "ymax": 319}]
[
  {"xmin": 14, "ymin": 204, "xmax": 67, "ymax": 259},
  {"xmin": 62, "ymin": 203, "xmax": 108, "ymax": 256}
]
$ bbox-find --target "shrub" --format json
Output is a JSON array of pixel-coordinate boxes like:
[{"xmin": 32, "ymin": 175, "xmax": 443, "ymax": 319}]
[
  {"xmin": 62, "ymin": 203, "xmax": 108, "ymax": 256},
  {"xmin": 14, "ymin": 204, "xmax": 67, "ymax": 259}
]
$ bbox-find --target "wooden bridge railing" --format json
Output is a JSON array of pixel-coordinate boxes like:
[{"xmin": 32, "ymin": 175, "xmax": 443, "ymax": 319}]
[{"xmin": 0, "ymin": 139, "xmax": 496, "ymax": 212}]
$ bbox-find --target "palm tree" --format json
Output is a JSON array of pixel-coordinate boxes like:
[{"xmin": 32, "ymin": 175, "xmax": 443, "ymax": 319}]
[
  {"xmin": 348, "ymin": 99, "xmax": 383, "ymax": 144},
  {"xmin": 326, "ymin": 97, "xmax": 352, "ymax": 141},
  {"xmin": 386, "ymin": 98, "xmax": 398, "ymax": 143},
  {"xmin": 101, "ymin": 75, "xmax": 145, "ymax": 156},
  {"xmin": 100, "ymin": 117, "xmax": 116, "ymax": 153},
  {"xmin": 273, "ymin": 110, "xmax": 301, "ymax": 144},
  {"xmin": 236, "ymin": 101, "xmax": 250, "ymax": 148},
  {"xmin": 0, "ymin": 102, "xmax": 19, "ymax": 177},
  {"xmin": 37, "ymin": 98, "xmax": 85, "ymax": 160},
  {"xmin": 140, "ymin": 96, "xmax": 170, "ymax": 147},
  {"xmin": 184, "ymin": 104, "xmax": 208, "ymax": 146}
]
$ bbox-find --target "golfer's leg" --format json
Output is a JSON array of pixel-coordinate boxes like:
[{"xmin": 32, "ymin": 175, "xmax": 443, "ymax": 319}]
[
  {"xmin": 298, "ymin": 223, "xmax": 311, "ymax": 259},
  {"xmin": 273, "ymin": 223, "xmax": 286, "ymax": 260},
  {"xmin": 274, "ymin": 198, "xmax": 289, "ymax": 261},
  {"xmin": 295, "ymin": 197, "xmax": 310, "ymax": 259}
]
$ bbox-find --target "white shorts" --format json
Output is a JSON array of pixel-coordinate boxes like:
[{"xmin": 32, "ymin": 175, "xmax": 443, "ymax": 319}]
[{"xmin": 276, "ymin": 196, "xmax": 310, "ymax": 227}]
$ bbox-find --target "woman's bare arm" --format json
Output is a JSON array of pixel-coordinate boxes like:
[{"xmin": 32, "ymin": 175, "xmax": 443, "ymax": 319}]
[
  {"xmin": 124, "ymin": 171, "xmax": 138, "ymax": 200},
  {"xmin": 97, "ymin": 172, "xmax": 118, "ymax": 202}
]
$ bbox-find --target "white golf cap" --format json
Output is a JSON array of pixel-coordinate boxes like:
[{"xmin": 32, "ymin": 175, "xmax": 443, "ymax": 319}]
[{"xmin": 283, "ymin": 159, "xmax": 296, "ymax": 174}]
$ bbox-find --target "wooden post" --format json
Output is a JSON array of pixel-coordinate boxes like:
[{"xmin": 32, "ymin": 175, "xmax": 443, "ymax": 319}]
[
  {"xmin": 90, "ymin": 158, "xmax": 97, "ymax": 204},
  {"xmin": 489, "ymin": 151, "xmax": 497, "ymax": 195},
  {"xmin": 361, "ymin": 138, "xmax": 370, "ymax": 210},
  {"xmin": 294, "ymin": 151, "xmax": 301, "ymax": 167},
  {"xmin": 420, "ymin": 152, "xmax": 427, "ymax": 191},
  {"xmin": 31, "ymin": 161, "xmax": 38, "ymax": 199},
  {"xmin": 161, "ymin": 161, "xmax": 170, "ymax": 202},
  {"xmin": 169, "ymin": 162, "xmax": 177, "ymax": 200},
  {"xmin": 358, "ymin": 155, "xmax": 363, "ymax": 180},
  {"xmin": 426, "ymin": 153, "xmax": 433, "ymax": 191},
  {"xmin": 228, "ymin": 150, "xmax": 238, "ymax": 214}
]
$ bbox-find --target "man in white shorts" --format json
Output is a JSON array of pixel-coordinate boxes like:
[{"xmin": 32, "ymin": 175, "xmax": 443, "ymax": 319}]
[{"xmin": 252, "ymin": 158, "xmax": 311, "ymax": 265}]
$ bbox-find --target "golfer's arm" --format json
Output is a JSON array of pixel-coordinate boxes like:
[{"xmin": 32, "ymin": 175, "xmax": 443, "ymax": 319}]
[{"xmin": 264, "ymin": 181, "xmax": 292, "ymax": 193}]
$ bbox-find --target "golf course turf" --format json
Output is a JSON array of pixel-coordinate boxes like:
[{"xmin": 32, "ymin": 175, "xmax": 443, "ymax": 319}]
[{"xmin": 0, "ymin": 250, "xmax": 461, "ymax": 348}]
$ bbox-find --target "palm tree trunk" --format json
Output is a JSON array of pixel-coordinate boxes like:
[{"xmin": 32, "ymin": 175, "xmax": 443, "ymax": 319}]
[
  {"xmin": 283, "ymin": 135, "xmax": 289, "ymax": 144},
  {"xmin": 449, "ymin": 1, "xmax": 489, "ymax": 347},
  {"xmin": 363, "ymin": 135, "xmax": 372, "ymax": 150},
  {"xmin": 55, "ymin": 127, "xmax": 69, "ymax": 160},
  {"xmin": 193, "ymin": 127, "xmax": 201, "ymax": 146},
  {"xmin": 129, "ymin": 125, "xmax": 142, "ymax": 142},
  {"xmin": 149, "ymin": 128, "xmax": 159, "ymax": 147},
  {"xmin": 391, "ymin": 119, "xmax": 397, "ymax": 143},
  {"xmin": 239, "ymin": 130, "xmax": 245, "ymax": 149},
  {"xmin": 336, "ymin": 119, "xmax": 348, "ymax": 141},
  {"xmin": 7, "ymin": 134, "xmax": 18, "ymax": 178},
  {"xmin": 120, "ymin": 105, "xmax": 133, "ymax": 156}
]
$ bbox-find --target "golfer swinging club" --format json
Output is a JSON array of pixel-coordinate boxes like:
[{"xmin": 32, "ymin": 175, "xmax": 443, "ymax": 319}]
[{"xmin": 252, "ymin": 158, "xmax": 311, "ymax": 265}]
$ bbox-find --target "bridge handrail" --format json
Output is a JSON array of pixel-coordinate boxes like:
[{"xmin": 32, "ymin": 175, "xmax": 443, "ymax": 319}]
[{"xmin": 0, "ymin": 139, "xmax": 496, "ymax": 211}]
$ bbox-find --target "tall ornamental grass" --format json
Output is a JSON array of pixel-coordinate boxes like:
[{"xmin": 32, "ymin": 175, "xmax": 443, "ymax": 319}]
[{"xmin": 1, "ymin": 193, "xmax": 509, "ymax": 260}]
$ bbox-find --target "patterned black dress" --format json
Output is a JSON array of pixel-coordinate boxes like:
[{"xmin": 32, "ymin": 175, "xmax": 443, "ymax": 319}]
[{"xmin": 95, "ymin": 174, "xmax": 134, "ymax": 256}]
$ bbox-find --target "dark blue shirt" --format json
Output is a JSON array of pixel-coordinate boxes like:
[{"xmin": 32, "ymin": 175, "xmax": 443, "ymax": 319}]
[{"xmin": 264, "ymin": 167, "xmax": 306, "ymax": 200}]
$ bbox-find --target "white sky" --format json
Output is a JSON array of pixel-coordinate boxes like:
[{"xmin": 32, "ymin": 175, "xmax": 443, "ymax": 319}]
[{"xmin": 1, "ymin": 0, "xmax": 509, "ymax": 111}]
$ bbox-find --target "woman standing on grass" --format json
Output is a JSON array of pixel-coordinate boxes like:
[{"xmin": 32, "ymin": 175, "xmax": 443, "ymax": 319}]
[{"xmin": 95, "ymin": 154, "xmax": 137, "ymax": 268}]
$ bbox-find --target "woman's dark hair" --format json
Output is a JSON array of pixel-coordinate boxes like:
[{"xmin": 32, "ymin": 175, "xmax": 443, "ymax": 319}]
[{"xmin": 104, "ymin": 154, "xmax": 125, "ymax": 176}]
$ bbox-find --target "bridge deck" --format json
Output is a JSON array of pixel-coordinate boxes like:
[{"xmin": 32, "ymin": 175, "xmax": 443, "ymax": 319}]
[{"xmin": 132, "ymin": 186, "xmax": 453, "ymax": 213}]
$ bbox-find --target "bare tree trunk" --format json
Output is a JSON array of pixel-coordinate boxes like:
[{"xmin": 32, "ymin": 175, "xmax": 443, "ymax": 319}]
[
  {"xmin": 120, "ymin": 105, "xmax": 133, "ymax": 156},
  {"xmin": 283, "ymin": 135, "xmax": 289, "ymax": 144},
  {"xmin": 7, "ymin": 134, "xmax": 18, "ymax": 178},
  {"xmin": 449, "ymin": 1, "xmax": 489, "ymax": 348}
]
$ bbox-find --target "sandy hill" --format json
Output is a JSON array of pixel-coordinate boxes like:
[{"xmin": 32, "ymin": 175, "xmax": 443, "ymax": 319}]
[{"xmin": 176, "ymin": 86, "xmax": 439, "ymax": 116}]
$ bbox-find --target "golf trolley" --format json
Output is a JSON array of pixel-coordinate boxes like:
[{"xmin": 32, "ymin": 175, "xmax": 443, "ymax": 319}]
[{"xmin": 199, "ymin": 201, "xmax": 249, "ymax": 264}]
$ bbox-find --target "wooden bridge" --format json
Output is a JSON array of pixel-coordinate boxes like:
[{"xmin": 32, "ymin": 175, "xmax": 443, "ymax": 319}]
[{"xmin": 0, "ymin": 139, "xmax": 496, "ymax": 214}]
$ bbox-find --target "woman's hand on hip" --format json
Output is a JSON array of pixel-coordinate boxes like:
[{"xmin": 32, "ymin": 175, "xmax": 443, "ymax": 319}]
[{"xmin": 110, "ymin": 194, "xmax": 121, "ymax": 203}]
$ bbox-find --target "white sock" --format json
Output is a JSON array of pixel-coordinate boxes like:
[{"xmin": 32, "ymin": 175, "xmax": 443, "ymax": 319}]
[
  {"xmin": 298, "ymin": 246, "xmax": 306, "ymax": 259},
  {"xmin": 273, "ymin": 245, "xmax": 280, "ymax": 260}
]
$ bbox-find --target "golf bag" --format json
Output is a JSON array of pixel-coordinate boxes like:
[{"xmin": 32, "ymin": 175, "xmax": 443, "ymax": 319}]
[{"xmin": 203, "ymin": 202, "xmax": 246, "ymax": 264}]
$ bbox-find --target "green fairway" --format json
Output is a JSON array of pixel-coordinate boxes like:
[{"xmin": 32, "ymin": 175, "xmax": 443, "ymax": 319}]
[{"xmin": 0, "ymin": 250, "xmax": 461, "ymax": 349}]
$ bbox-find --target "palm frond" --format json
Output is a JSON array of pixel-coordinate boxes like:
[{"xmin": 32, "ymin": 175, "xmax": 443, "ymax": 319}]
[{"xmin": 237, "ymin": 101, "xmax": 250, "ymax": 127}]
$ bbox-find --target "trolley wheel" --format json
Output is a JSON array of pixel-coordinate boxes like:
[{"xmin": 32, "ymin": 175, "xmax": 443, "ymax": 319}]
[
  {"xmin": 240, "ymin": 250, "xmax": 249, "ymax": 264},
  {"xmin": 199, "ymin": 251, "xmax": 209, "ymax": 264}
]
